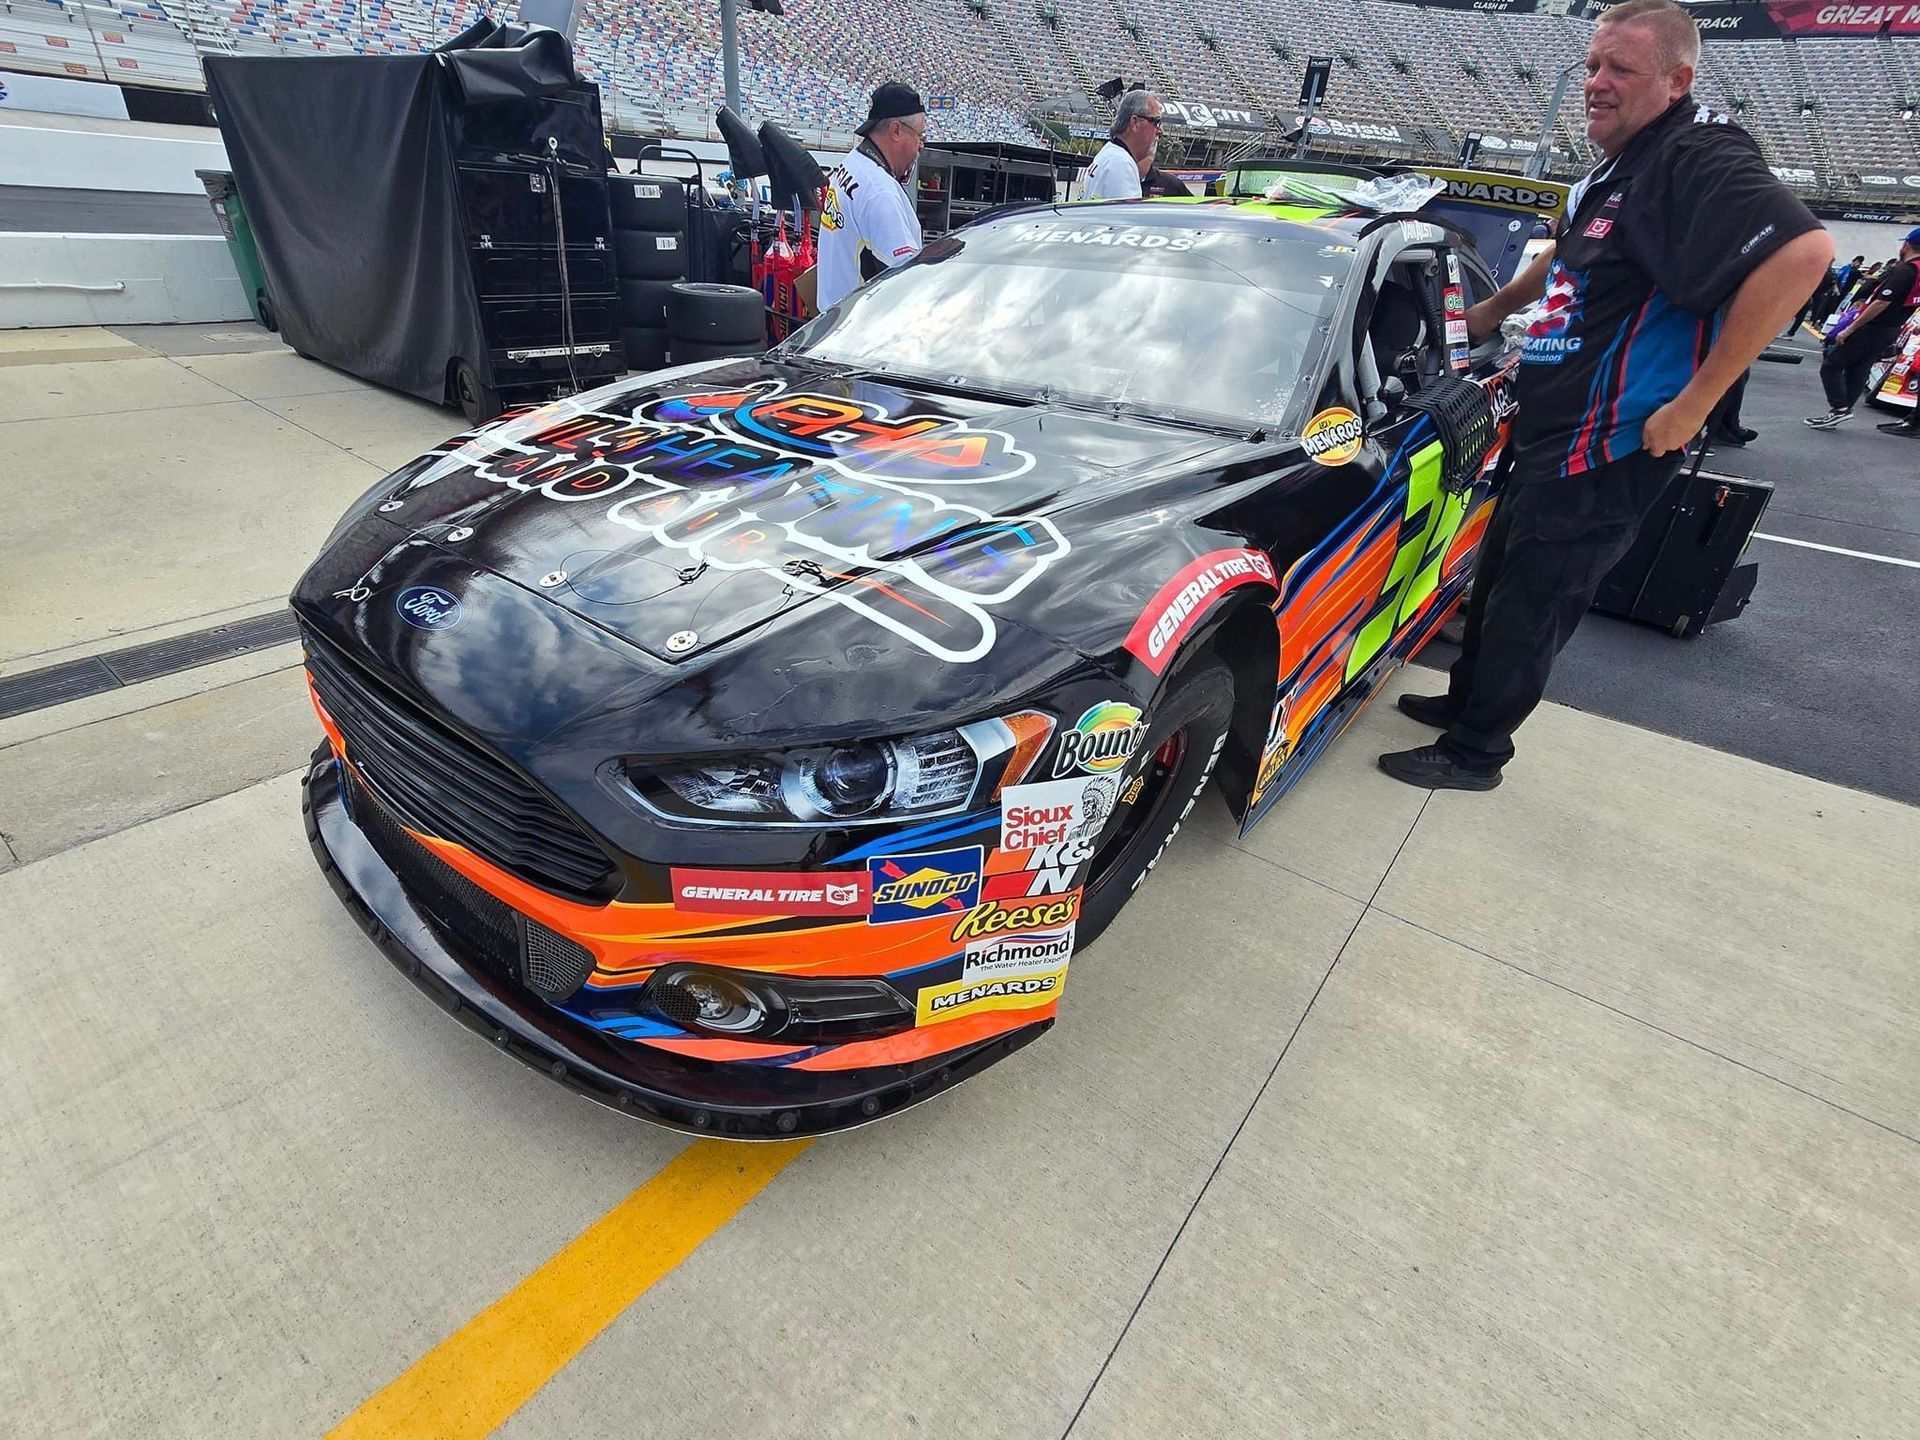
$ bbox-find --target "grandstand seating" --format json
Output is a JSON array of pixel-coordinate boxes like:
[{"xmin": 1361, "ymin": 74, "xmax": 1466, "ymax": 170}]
[{"xmin": 0, "ymin": 0, "xmax": 1914, "ymax": 200}]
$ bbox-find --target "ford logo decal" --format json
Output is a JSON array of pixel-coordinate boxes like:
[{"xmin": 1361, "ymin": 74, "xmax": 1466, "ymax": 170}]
[{"xmin": 395, "ymin": 586, "xmax": 463, "ymax": 631}]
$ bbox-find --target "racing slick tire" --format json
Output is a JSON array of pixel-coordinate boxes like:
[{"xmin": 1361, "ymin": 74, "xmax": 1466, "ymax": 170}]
[
  {"xmin": 666, "ymin": 281, "xmax": 766, "ymax": 346},
  {"xmin": 615, "ymin": 229, "xmax": 687, "ymax": 280},
  {"xmin": 609, "ymin": 174, "xmax": 685, "ymax": 231},
  {"xmin": 1075, "ymin": 654, "xmax": 1234, "ymax": 951},
  {"xmin": 618, "ymin": 278, "xmax": 679, "ymax": 329},
  {"xmin": 1863, "ymin": 358, "xmax": 1897, "ymax": 413},
  {"xmin": 622, "ymin": 325, "xmax": 671, "ymax": 372},
  {"xmin": 672, "ymin": 337, "xmax": 764, "ymax": 363}
]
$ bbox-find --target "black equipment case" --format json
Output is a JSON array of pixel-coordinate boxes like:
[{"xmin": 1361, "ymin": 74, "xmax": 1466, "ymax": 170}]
[
  {"xmin": 1592, "ymin": 460, "xmax": 1772, "ymax": 638},
  {"xmin": 205, "ymin": 21, "xmax": 622, "ymax": 423}
]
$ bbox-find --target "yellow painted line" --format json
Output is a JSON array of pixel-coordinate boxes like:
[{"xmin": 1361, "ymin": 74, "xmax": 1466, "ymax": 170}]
[{"xmin": 327, "ymin": 1138, "xmax": 810, "ymax": 1440}]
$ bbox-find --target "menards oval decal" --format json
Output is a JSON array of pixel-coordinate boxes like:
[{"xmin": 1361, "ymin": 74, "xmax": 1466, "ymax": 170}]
[{"xmin": 1302, "ymin": 406, "xmax": 1365, "ymax": 466}]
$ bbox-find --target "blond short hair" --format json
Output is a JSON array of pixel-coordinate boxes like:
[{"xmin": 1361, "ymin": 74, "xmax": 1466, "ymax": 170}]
[{"xmin": 1597, "ymin": 0, "xmax": 1701, "ymax": 74}]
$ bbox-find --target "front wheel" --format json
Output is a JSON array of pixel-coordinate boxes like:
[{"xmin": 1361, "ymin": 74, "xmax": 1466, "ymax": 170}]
[{"xmin": 1074, "ymin": 655, "xmax": 1234, "ymax": 950}]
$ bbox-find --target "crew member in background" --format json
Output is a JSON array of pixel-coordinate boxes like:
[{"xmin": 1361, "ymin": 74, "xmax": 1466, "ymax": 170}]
[
  {"xmin": 1380, "ymin": 0, "xmax": 1831, "ymax": 792},
  {"xmin": 816, "ymin": 82, "xmax": 926, "ymax": 312},
  {"xmin": 1080, "ymin": 91, "xmax": 1163, "ymax": 200},
  {"xmin": 1805, "ymin": 228, "xmax": 1920, "ymax": 429}
]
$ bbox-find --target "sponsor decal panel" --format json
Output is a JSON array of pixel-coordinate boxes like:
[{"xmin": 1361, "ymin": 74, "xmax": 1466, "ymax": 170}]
[
  {"xmin": 963, "ymin": 924, "xmax": 1076, "ymax": 981},
  {"xmin": 868, "ymin": 846, "xmax": 983, "ymax": 925},
  {"xmin": 671, "ymin": 868, "xmax": 872, "ymax": 916},
  {"xmin": 982, "ymin": 834, "xmax": 1097, "ymax": 900},
  {"xmin": 915, "ymin": 967, "xmax": 1067, "ymax": 1025},
  {"xmin": 1123, "ymin": 548, "xmax": 1277, "ymax": 673},
  {"xmin": 1052, "ymin": 701, "xmax": 1146, "ymax": 777},
  {"xmin": 1000, "ymin": 774, "xmax": 1119, "ymax": 851},
  {"xmin": 1301, "ymin": 405, "xmax": 1366, "ymax": 466},
  {"xmin": 950, "ymin": 892, "xmax": 1082, "ymax": 943}
]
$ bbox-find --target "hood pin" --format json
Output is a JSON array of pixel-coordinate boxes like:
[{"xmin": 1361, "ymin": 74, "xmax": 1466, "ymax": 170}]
[
  {"xmin": 378, "ymin": 500, "xmax": 403, "ymax": 512},
  {"xmin": 666, "ymin": 630, "xmax": 698, "ymax": 654},
  {"xmin": 539, "ymin": 570, "xmax": 567, "ymax": 588},
  {"xmin": 446, "ymin": 526, "xmax": 473, "ymax": 542}
]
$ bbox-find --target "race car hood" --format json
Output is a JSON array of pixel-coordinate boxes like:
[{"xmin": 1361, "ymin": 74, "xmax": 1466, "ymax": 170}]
[{"xmin": 311, "ymin": 357, "xmax": 1246, "ymax": 671}]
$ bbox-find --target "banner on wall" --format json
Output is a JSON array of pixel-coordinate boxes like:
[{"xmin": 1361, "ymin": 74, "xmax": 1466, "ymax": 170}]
[
  {"xmin": 0, "ymin": 69, "xmax": 130, "ymax": 120},
  {"xmin": 1388, "ymin": 0, "xmax": 1920, "ymax": 36}
]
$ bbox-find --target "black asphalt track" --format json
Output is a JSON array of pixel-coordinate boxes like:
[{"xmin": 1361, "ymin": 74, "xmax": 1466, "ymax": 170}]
[{"xmin": 1415, "ymin": 334, "xmax": 1920, "ymax": 806}]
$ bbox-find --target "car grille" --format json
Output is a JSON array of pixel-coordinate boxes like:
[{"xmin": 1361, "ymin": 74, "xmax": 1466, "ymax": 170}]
[
  {"xmin": 352, "ymin": 771, "xmax": 601, "ymax": 1003},
  {"xmin": 302, "ymin": 627, "xmax": 617, "ymax": 902}
]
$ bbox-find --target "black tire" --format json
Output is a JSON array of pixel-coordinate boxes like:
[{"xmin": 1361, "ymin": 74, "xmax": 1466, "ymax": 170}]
[
  {"xmin": 621, "ymin": 326, "xmax": 671, "ymax": 372},
  {"xmin": 1074, "ymin": 655, "xmax": 1234, "ymax": 951},
  {"xmin": 667, "ymin": 281, "xmax": 766, "ymax": 346},
  {"xmin": 618, "ymin": 278, "xmax": 677, "ymax": 329},
  {"xmin": 452, "ymin": 358, "xmax": 502, "ymax": 426},
  {"xmin": 672, "ymin": 337, "xmax": 763, "ymax": 364},
  {"xmin": 609, "ymin": 174, "xmax": 685, "ymax": 230},
  {"xmin": 256, "ymin": 291, "xmax": 277, "ymax": 332},
  {"xmin": 615, "ymin": 228, "xmax": 687, "ymax": 280}
]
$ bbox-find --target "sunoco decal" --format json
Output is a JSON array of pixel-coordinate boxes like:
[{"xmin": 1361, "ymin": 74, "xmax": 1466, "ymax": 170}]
[
  {"xmin": 1302, "ymin": 406, "xmax": 1365, "ymax": 467},
  {"xmin": 1053, "ymin": 702, "xmax": 1144, "ymax": 777},
  {"xmin": 868, "ymin": 846, "xmax": 983, "ymax": 925},
  {"xmin": 1123, "ymin": 548, "xmax": 1276, "ymax": 674}
]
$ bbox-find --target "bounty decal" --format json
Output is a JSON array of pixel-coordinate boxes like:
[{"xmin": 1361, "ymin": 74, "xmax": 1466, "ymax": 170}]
[
  {"xmin": 963, "ymin": 925, "xmax": 1076, "ymax": 981},
  {"xmin": 914, "ymin": 967, "xmax": 1066, "ymax": 1025},
  {"xmin": 670, "ymin": 868, "xmax": 872, "ymax": 916},
  {"xmin": 999, "ymin": 775, "xmax": 1120, "ymax": 851},
  {"xmin": 868, "ymin": 846, "xmax": 983, "ymax": 925},
  {"xmin": 455, "ymin": 380, "xmax": 1064, "ymax": 664},
  {"xmin": 1123, "ymin": 548, "xmax": 1277, "ymax": 674},
  {"xmin": 1052, "ymin": 701, "xmax": 1145, "ymax": 778},
  {"xmin": 1301, "ymin": 406, "xmax": 1365, "ymax": 466}
]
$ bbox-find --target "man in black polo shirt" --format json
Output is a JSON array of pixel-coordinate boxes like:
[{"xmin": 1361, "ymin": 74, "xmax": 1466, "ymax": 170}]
[
  {"xmin": 1805, "ymin": 227, "xmax": 1920, "ymax": 429},
  {"xmin": 1379, "ymin": 0, "xmax": 1831, "ymax": 791}
]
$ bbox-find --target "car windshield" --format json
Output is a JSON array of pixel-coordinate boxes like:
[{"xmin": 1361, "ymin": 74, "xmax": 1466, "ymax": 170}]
[{"xmin": 784, "ymin": 209, "xmax": 1355, "ymax": 435}]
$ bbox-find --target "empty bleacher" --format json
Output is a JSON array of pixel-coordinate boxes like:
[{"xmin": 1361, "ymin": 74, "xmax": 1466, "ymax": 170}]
[{"xmin": 0, "ymin": 0, "xmax": 1914, "ymax": 197}]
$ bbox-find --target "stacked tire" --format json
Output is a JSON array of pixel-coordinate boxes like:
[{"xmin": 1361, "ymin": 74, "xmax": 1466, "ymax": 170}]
[
  {"xmin": 610, "ymin": 174, "xmax": 686, "ymax": 373},
  {"xmin": 666, "ymin": 282, "xmax": 766, "ymax": 364}
]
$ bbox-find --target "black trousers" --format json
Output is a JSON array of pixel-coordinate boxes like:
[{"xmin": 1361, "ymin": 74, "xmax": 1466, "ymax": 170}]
[
  {"xmin": 1442, "ymin": 446, "xmax": 1685, "ymax": 769},
  {"xmin": 1718, "ymin": 369, "xmax": 1749, "ymax": 431},
  {"xmin": 1820, "ymin": 329, "xmax": 1892, "ymax": 410}
]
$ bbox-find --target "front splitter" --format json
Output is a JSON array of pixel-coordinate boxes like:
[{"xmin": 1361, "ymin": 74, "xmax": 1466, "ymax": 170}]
[{"xmin": 301, "ymin": 752, "xmax": 1046, "ymax": 1139}]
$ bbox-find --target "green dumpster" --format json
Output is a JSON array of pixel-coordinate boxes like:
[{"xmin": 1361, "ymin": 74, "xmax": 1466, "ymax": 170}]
[{"xmin": 195, "ymin": 168, "xmax": 277, "ymax": 331}]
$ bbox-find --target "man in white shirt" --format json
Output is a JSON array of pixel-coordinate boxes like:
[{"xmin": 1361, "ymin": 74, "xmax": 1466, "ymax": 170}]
[
  {"xmin": 1080, "ymin": 91, "xmax": 1164, "ymax": 201},
  {"xmin": 817, "ymin": 82, "xmax": 927, "ymax": 311}
]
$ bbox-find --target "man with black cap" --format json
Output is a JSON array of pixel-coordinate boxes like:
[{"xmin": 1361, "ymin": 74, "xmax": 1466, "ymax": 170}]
[{"xmin": 818, "ymin": 82, "xmax": 927, "ymax": 311}]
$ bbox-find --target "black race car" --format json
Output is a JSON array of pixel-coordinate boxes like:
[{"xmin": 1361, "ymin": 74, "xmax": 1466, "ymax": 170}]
[{"xmin": 299, "ymin": 195, "xmax": 1518, "ymax": 1137}]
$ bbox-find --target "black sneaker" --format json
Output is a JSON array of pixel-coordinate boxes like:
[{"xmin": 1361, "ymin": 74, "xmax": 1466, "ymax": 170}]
[
  {"xmin": 1378, "ymin": 744, "xmax": 1503, "ymax": 791},
  {"xmin": 1805, "ymin": 409, "xmax": 1853, "ymax": 429},
  {"xmin": 1397, "ymin": 693, "xmax": 1459, "ymax": 728},
  {"xmin": 1876, "ymin": 419, "xmax": 1920, "ymax": 438}
]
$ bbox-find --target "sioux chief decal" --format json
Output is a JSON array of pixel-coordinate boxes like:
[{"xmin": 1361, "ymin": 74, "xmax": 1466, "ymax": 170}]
[{"xmin": 437, "ymin": 380, "xmax": 1063, "ymax": 664}]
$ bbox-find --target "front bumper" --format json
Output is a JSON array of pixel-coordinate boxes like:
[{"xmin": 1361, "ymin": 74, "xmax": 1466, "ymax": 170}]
[{"xmin": 302, "ymin": 751, "xmax": 1046, "ymax": 1138}]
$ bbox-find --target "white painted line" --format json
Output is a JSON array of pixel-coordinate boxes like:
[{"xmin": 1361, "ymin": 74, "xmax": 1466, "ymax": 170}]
[{"xmin": 1752, "ymin": 533, "xmax": 1920, "ymax": 570}]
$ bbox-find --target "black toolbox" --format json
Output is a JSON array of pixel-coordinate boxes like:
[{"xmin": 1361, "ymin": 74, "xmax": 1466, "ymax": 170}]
[{"xmin": 1593, "ymin": 467, "xmax": 1772, "ymax": 638}]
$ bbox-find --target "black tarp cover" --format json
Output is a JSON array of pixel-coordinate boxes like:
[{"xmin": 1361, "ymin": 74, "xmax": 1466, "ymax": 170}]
[{"xmin": 204, "ymin": 27, "xmax": 583, "ymax": 404}]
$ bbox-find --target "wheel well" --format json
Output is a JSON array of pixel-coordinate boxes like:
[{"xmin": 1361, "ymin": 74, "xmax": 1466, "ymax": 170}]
[
  {"xmin": 1203, "ymin": 600, "xmax": 1280, "ymax": 821},
  {"xmin": 444, "ymin": 357, "xmax": 465, "ymax": 407}
]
